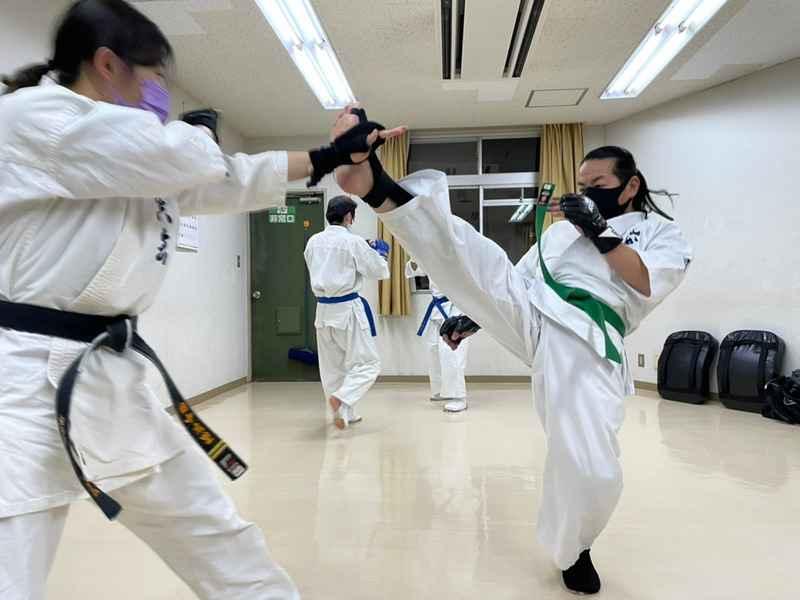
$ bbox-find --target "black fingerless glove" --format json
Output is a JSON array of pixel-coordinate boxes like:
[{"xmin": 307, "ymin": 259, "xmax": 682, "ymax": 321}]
[
  {"xmin": 439, "ymin": 315, "xmax": 481, "ymax": 347},
  {"xmin": 361, "ymin": 152, "xmax": 413, "ymax": 208},
  {"xmin": 181, "ymin": 109, "xmax": 220, "ymax": 143},
  {"xmin": 308, "ymin": 108, "xmax": 386, "ymax": 187},
  {"xmin": 559, "ymin": 194, "xmax": 622, "ymax": 254}
]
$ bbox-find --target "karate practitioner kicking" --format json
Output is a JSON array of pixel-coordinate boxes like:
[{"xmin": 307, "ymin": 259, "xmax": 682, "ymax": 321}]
[
  {"xmin": 406, "ymin": 259, "xmax": 470, "ymax": 412},
  {"xmin": 332, "ymin": 106, "xmax": 692, "ymax": 594},
  {"xmin": 0, "ymin": 2, "xmax": 404, "ymax": 598},
  {"xmin": 304, "ymin": 196, "xmax": 390, "ymax": 429}
]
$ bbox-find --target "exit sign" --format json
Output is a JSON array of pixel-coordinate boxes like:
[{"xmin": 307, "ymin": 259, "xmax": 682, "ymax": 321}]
[{"xmin": 268, "ymin": 206, "xmax": 296, "ymax": 224}]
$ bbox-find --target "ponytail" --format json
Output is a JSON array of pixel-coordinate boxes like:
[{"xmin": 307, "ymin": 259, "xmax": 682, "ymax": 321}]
[
  {"xmin": 1, "ymin": 62, "xmax": 53, "ymax": 94},
  {"xmin": 1, "ymin": 1, "xmax": 172, "ymax": 96},
  {"xmin": 632, "ymin": 168, "xmax": 676, "ymax": 220}
]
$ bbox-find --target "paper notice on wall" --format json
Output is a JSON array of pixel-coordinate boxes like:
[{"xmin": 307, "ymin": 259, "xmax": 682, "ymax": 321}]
[{"xmin": 178, "ymin": 216, "xmax": 200, "ymax": 251}]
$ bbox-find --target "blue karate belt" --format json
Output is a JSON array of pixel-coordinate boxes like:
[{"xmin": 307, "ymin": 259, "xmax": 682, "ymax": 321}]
[
  {"xmin": 317, "ymin": 292, "xmax": 377, "ymax": 337},
  {"xmin": 417, "ymin": 295, "xmax": 450, "ymax": 337}
]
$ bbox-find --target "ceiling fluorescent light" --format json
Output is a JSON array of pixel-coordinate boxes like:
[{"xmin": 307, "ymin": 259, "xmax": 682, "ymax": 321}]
[
  {"xmin": 509, "ymin": 202, "xmax": 533, "ymax": 223},
  {"xmin": 601, "ymin": 0, "xmax": 730, "ymax": 99},
  {"xmin": 255, "ymin": 0, "xmax": 355, "ymax": 109}
]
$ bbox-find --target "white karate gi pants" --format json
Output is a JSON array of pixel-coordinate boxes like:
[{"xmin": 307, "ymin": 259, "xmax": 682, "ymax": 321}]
[
  {"xmin": 0, "ymin": 442, "xmax": 300, "ymax": 600},
  {"xmin": 316, "ymin": 322, "xmax": 381, "ymax": 408},
  {"xmin": 380, "ymin": 189, "xmax": 628, "ymax": 570},
  {"xmin": 421, "ymin": 321, "xmax": 469, "ymax": 399}
]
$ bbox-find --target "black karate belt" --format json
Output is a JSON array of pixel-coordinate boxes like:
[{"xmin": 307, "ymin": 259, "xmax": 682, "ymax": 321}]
[{"xmin": 0, "ymin": 300, "xmax": 248, "ymax": 520}]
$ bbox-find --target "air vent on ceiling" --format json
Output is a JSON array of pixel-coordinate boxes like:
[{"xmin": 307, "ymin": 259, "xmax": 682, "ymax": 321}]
[
  {"xmin": 503, "ymin": 0, "xmax": 545, "ymax": 78},
  {"xmin": 441, "ymin": 0, "xmax": 465, "ymax": 80},
  {"xmin": 526, "ymin": 88, "xmax": 588, "ymax": 108}
]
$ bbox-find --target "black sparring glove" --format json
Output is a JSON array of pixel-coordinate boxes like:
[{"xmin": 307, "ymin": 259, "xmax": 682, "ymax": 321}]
[
  {"xmin": 308, "ymin": 108, "xmax": 386, "ymax": 187},
  {"xmin": 439, "ymin": 315, "xmax": 481, "ymax": 349},
  {"xmin": 361, "ymin": 151, "xmax": 413, "ymax": 208},
  {"xmin": 351, "ymin": 108, "xmax": 412, "ymax": 208},
  {"xmin": 559, "ymin": 194, "xmax": 623, "ymax": 254},
  {"xmin": 312, "ymin": 107, "xmax": 413, "ymax": 207},
  {"xmin": 181, "ymin": 109, "xmax": 220, "ymax": 143}
]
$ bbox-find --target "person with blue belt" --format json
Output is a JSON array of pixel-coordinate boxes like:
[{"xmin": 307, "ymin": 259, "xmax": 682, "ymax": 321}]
[
  {"xmin": 406, "ymin": 259, "xmax": 470, "ymax": 412},
  {"xmin": 304, "ymin": 196, "xmax": 390, "ymax": 429}
]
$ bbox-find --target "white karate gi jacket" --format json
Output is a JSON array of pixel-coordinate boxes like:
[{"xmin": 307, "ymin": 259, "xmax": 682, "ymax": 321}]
[
  {"xmin": 0, "ymin": 84, "xmax": 288, "ymax": 517},
  {"xmin": 379, "ymin": 169, "xmax": 692, "ymax": 568},
  {"xmin": 304, "ymin": 225, "xmax": 389, "ymax": 332}
]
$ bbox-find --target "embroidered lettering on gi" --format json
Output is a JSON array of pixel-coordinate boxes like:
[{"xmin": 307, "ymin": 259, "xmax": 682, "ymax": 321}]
[
  {"xmin": 155, "ymin": 198, "xmax": 173, "ymax": 265},
  {"xmin": 624, "ymin": 228, "xmax": 641, "ymax": 246}
]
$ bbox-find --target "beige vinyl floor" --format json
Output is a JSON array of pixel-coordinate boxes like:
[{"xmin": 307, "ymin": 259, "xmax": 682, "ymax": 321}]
[{"xmin": 46, "ymin": 382, "xmax": 800, "ymax": 600}]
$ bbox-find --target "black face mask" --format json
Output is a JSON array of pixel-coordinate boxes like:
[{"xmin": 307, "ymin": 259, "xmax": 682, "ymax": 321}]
[{"xmin": 584, "ymin": 183, "xmax": 632, "ymax": 220}]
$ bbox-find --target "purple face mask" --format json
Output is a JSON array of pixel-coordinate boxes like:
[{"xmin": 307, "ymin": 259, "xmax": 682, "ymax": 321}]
[{"xmin": 114, "ymin": 79, "xmax": 171, "ymax": 124}]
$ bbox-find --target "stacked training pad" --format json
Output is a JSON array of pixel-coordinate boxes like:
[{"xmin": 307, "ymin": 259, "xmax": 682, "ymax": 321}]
[
  {"xmin": 718, "ymin": 330, "xmax": 785, "ymax": 413},
  {"xmin": 658, "ymin": 331, "xmax": 718, "ymax": 404}
]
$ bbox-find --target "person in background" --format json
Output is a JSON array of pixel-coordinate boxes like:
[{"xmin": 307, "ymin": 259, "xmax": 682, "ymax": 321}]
[
  {"xmin": 406, "ymin": 258, "xmax": 470, "ymax": 413},
  {"xmin": 304, "ymin": 196, "xmax": 390, "ymax": 429}
]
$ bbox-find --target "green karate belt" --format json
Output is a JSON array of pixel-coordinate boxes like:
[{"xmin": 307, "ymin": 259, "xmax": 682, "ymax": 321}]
[{"xmin": 534, "ymin": 183, "xmax": 626, "ymax": 364}]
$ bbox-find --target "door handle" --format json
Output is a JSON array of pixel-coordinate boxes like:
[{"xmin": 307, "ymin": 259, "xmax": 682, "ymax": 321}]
[{"xmin": 252, "ymin": 290, "xmax": 262, "ymax": 300}]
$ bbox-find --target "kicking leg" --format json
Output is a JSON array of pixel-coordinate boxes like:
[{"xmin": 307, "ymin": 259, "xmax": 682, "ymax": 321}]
[{"xmin": 377, "ymin": 173, "xmax": 538, "ymax": 366}]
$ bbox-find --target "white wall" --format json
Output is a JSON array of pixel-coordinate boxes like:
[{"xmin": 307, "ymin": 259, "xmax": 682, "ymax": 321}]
[
  {"xmin": 583, "ymin": 125, "xmax": 607, "ymax": 153},
  {"xmin": 1, "ymin": 2, "xmax": 251, "ymax": 398},
  {"xmin": 602, "ymin": 58, "xmax": 800, "ymax": 385},
  {"xmin": 0, "ymin": 1, "xmax": 71, "ymax": 78},
  {"xmin": 253, "ymin": 64, "xmax": 800, "ymax": 384},
  {"xmin": 250, "ymin": 136, "xmax": 530, "ymax": 377}
]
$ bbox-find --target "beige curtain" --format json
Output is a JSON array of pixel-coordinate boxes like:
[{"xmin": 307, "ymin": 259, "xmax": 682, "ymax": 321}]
[
  {"xmin": 376, "ymin": 132, "xmax": 412, "ymax": 316},
  {"xmin": 539, "ymin": 123, "xmax": 585, "ymax": 231}
]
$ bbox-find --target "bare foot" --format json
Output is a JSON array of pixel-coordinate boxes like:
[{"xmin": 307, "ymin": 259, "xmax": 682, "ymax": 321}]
[{"xmin": 328, "ymin": 396, "xmax": 346, "ymax": 430}]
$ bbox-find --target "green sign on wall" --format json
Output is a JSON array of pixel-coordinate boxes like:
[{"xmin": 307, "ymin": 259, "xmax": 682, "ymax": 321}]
[{"xmin": 268, "ymin": 206, "xmax": 296, "ymax": 224}]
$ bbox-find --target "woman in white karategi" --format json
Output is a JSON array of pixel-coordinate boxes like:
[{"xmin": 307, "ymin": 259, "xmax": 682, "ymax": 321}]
[
  {"xmin": 0, "ymin": 2, "xmax": 403, "ymax": 598},
  {"xmin": 405, "ymin": 259, "xmax": 470, "ymax": 413},
  {"xmin": 332, "ymin": 106, "xmax": 692, "ymax": 595}
]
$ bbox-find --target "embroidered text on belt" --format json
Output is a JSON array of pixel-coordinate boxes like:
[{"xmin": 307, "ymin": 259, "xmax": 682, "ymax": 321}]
[{"xmin": 0, "ymin": 300, "xmax": 248, "ymax": 520}]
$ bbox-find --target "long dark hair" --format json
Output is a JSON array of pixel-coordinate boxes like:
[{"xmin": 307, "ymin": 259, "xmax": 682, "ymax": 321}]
[
  {"xmin": 582, "ymin": 145, "xmax": 675, "ymax": 220},
  {"xmin": 1, "ymin": 0, "xmax": 172, "ymax": 94}
]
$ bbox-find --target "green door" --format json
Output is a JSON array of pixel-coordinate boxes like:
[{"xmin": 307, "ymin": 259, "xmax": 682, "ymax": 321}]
[{"xmin": 250, "ymin": 192, "xmax": 324, "ymax": 381}]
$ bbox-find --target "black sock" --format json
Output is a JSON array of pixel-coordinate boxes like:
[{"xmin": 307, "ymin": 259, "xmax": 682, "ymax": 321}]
[{"xmin": 562, "ymin": 549, "xmax": 601, "ymax": 595}]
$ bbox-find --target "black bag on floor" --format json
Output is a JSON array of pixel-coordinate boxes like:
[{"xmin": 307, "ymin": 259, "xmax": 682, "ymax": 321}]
[
  {"xmin": 763, "ymin": 370, "xmax": 800, "ymax": 425},
  {"xmin": 718, "ymin": 330, "xmax": 785, "ymax": 413},
  {"xmin": 657, "ymin": 331, "xmax": 718, "ymax": 404}
]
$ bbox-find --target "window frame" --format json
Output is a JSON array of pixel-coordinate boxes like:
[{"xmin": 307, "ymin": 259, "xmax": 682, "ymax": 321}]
[{"xmin": 409, "ymin": 130, "xmax": 541, "ymax": 238}]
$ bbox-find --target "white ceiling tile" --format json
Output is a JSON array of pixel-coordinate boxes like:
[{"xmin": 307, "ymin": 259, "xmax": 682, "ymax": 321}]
[{"xmin": 117, "ymin": 0, "xmax": 797, "ymax": 137}]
